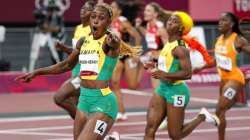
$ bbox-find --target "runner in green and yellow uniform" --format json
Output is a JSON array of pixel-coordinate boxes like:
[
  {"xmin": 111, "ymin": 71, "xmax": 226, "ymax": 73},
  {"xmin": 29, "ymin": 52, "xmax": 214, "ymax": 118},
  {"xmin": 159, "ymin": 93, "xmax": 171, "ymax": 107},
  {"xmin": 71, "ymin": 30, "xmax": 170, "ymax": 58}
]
[
  {"xmin": 16, "ymin": 3, "xmax": 139, "ymax": 139},
  {"xmin": 143, "ymin": 11, "xmax": 220, "ymax": 140},
  {"xmin": 53, "ymin": 1, "xmax": 95, "ymax": 119}
]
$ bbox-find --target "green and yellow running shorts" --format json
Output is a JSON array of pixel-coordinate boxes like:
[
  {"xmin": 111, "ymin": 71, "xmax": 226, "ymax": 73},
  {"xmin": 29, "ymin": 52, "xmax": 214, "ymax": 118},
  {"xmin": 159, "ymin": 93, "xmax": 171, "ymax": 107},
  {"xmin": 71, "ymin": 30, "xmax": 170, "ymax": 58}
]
[
  {"xmin": 155, "ymin": 82, "xmax": 190, "ymax": 107},
  {"xmin": 77, "ymin": 87, "xmax": 118, "ymax": 120}
]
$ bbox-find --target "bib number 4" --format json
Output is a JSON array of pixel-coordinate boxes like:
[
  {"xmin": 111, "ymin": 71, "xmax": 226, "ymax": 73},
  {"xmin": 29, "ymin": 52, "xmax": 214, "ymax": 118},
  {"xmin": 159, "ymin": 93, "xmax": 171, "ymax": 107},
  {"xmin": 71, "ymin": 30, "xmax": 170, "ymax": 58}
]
[
  {"xmin": 94, "ymin": 120, "xmax": 107, "ymax": 136},
  {"xmin": 174, "ymin": 95, "xmax": 185, "ymax": 107}
]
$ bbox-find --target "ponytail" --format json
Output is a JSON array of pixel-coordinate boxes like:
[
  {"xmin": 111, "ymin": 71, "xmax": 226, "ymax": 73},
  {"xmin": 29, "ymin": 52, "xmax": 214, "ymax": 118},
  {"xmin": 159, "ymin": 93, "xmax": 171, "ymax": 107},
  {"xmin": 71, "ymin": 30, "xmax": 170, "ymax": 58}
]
[
  {"xmin": 119, "ymin": 40, "xmax": 142, "ymax": 57},
  {"xmin": 148, "ymin": 2, "xmax": 172, "ymax": 23}
]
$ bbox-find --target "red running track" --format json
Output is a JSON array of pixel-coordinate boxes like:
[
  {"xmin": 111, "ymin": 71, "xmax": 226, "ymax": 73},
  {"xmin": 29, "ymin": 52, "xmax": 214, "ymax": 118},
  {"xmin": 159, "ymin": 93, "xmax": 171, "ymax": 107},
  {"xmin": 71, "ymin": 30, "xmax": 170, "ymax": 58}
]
[{"xmin": 0, "ymin": 86, "xmax": 249, "ymax": 140}]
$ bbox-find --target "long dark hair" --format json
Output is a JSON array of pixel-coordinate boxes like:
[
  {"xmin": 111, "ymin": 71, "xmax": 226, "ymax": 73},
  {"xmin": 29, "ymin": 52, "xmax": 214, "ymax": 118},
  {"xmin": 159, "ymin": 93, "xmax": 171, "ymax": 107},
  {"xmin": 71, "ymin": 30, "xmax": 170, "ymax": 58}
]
[{"xmin": 224, "ymin": 12, "xmax": 243, "ymax": 36}]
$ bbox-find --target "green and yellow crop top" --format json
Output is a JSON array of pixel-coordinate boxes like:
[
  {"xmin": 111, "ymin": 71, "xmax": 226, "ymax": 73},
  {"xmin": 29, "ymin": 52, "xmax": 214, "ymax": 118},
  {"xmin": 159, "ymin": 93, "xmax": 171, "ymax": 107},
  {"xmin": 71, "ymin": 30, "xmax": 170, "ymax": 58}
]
[
  {"xmin": 158, "ymin": 40, "xmax": 186, "ymax": 85},
  {"xmin": 79, "ymin": 35, "xmax": 118, "ymax": 81}
]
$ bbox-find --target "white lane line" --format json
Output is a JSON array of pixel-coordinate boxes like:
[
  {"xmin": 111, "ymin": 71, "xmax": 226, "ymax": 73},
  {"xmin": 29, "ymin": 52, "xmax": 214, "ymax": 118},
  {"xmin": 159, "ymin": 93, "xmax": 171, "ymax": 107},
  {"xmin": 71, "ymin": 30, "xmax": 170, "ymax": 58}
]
[
  {"xmin": 1, "ymin": 125, "xmax": 250, "ymax": 139},
  {"xmin": 122, "ymin": 89, "xmax": 218, "ymax": 104},
  {"xmin": 46, "ymin": 138, "xmax": 73, "ymax": 140},
  {"xmin": 1, "ymin": 116, "xmax": 250, "ymax": 132},
  {"xmin": 47, "ymin": 136, "xmax": 143, "ymax": 140},
  {"xmin": 0, "ymin": 126, "xmax": 72, "ymax": 132},
  {"xmin": 0, "ymin": 131, "xmax": 71, "ymax": 137},
  {"xmin": 47, "ymin": 138, "xmax": 72, "ymax": 140},
  {"xmin": 0, "ymin": 107, "xmax": 249, "ymax": 123},
  {"xmin": 191, "ymin": 97, "xmax": 217, "ymax": 104},
  {"xmin": 120, "ymin": 126, "xmax": 250, "ymax": 137},
  {"xmin": 0, "ymin": 115, "xmax": 71, "ymax": 123}
]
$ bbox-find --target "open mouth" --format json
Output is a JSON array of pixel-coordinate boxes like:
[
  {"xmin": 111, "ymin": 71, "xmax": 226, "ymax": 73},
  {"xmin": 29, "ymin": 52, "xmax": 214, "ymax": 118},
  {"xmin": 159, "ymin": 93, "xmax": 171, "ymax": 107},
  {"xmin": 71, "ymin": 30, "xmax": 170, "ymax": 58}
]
[{"xmin": 92, "ymin": 26, "xmax": 98, "ymax": 35}]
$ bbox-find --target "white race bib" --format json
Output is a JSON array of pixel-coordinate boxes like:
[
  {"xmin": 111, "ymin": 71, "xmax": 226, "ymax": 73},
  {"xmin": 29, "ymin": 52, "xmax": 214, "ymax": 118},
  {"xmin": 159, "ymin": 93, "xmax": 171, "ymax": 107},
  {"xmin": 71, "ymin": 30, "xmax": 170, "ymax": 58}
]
[
  {"xmin": 94, "ymin": 120, "xmax": 107, "ymax": 136},
  {"xmin": 215, "ymin": 54, "xmax": 232, "ymax": 71},
  {"xmin": 224, "ymin": 88, "xmax": 236, "ymax": 100},
  {"xmin": 173, "ymin": 95, "xmax": 185, "ymax": 107},
  {"xmin": 146, "ymin": 33, "xmax": 158, "ymax": 49},
  {"xmin": 79, "ymin": 54, "xmax": 99, "ymax": 74}
]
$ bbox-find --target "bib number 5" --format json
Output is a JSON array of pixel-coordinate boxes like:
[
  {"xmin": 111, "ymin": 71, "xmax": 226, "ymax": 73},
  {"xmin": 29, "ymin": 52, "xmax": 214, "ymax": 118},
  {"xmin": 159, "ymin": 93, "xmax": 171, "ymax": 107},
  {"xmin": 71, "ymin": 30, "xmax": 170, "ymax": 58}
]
[{"xmin": 174, "ymin": 95, "xmax": 185, "ymax": 107}]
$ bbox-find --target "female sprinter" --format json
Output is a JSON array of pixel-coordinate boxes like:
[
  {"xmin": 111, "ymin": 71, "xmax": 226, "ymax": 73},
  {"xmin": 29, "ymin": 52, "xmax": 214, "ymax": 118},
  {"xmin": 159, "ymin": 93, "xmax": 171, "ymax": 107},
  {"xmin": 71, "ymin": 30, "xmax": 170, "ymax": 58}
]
[
  {"xmin": 136, "ymin": 2, "xmax": 165, "ymax": 89},
  {"xmin": 143, "ymin": 11, "xmax": 220, "ymax": 140},
  {"xmin": 110, "ymin": 0, "xmax": 143, "ymax": 121},
  {"xmin": 16, "ymin": 4, "xmax": 137, "ymax": 140},
  {"xmin": 53, "ymin": 0, "xmax": 96, "ymax": 119},
  {"xmin": 214, "ymin": 12, "xmax": 250, "ymax": 140}
]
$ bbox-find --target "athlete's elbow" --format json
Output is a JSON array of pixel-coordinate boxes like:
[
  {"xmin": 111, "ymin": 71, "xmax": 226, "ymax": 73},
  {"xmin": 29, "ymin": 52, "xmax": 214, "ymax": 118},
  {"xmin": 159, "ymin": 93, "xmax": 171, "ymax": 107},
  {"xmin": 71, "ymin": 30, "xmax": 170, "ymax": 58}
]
[
  {"xmin": 183, "ymin": 71, "xmax": 192, "ymax": 79},
  {"xmin": 60, "ymin": 61, "xmax": 73, "ymax": 72}
]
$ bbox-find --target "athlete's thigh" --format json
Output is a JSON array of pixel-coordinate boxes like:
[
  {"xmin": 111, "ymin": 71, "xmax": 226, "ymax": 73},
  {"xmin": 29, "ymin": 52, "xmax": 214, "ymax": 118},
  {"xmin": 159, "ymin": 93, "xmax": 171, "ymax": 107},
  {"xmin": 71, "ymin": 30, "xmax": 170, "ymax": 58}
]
[
  {"xmin": 146, "ymin": 93, "xmax": 166, "ymax": 127},
  {"xmin": 111, "ymin": 60, "xmax": 124, "ymax": 83},
  {"xmin": 56, "ymin": 78, "xmax": 76, "ymax": 98},
  {"xmin": 74, "ymin": 109, "xmax": 88, "ymax": 140},
  {"xmin": 166, "ymin": 103, "xmax": 185, "ymax": 135},
  {"xmin": 218, "ymin": 80, "xmax": 243, "ymax": 110},
  {"xmin": 77, "ymin": 112, "xmax": 114, "ymax": 140}
]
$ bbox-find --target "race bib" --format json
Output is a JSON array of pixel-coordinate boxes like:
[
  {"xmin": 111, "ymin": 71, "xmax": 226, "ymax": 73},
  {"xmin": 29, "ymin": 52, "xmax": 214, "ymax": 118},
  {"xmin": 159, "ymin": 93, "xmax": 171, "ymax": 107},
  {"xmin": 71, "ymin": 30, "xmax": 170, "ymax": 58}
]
[
  {"xmin": 173, "ymin": 95, "xmax": 185, "ymax": 107},
  {"xmin": 224, "ymin": 88, "xmax": 236, "ymax": 100},
  {"xmin": 215, "ymin": 54, "xmax": 232, "ymax": 71},
  {"xmin": 146, "ymin": 33, "xmax": 158, "ymax": 49},
  {"xmin": 94, "ymin": 120, "xmax": 107, "ymax": 136},
  {"xmin": 79, "ymin": 54, "xmax": 99, "ymax": 74}
]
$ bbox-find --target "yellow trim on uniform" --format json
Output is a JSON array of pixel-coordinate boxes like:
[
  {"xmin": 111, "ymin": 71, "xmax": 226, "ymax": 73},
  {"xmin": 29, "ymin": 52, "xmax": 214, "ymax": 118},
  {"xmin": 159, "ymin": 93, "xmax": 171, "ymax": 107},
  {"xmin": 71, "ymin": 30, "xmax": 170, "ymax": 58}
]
[
  {"xmin": 80, "ymin": 75, "xmax": 97, "ymax": 80},
  {"xmin": 100, "ymin": 87, "xmax": 112, "ymax": 96}
]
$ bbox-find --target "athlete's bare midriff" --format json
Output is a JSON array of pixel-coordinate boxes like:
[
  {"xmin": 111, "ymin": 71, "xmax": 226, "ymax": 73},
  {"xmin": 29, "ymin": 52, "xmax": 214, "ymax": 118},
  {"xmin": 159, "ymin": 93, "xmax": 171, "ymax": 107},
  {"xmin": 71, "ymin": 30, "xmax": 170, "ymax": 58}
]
[{"xmin": 80, "ymin": 79, "xmax": 109, "ymax": 89}]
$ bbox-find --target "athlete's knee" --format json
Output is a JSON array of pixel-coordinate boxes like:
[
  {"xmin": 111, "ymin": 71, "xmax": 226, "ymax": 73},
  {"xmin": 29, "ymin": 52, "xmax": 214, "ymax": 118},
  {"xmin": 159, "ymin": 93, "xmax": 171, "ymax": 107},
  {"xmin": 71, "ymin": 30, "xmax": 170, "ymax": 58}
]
[
  {"xmin": 145, "ymin": 122, "xmax": 157, "ymax": 136},
  {"xmin": 54, "ymin": 92, "xmax": 65, "ymax": 105},
  {"xmin": 216, "ymin": 107, "xmax": 226, "ymax": 119},
  {"xmin": 168, "ymin": 130, "xmax": 181, "ymax": 140}
]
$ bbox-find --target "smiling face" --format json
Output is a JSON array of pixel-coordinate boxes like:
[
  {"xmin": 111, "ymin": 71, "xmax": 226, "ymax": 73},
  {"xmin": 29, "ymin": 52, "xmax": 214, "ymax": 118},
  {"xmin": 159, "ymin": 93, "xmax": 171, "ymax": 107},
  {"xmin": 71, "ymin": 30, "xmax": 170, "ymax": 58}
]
[
  {"xmin": 90, "ymin": 6, "xmax": 112, "ymax": 39},
  {"xmin": 144, "ymin": 4, "xmax": 158, "ymax": 22},
  {"xmin": 218, "ymin": 13, "xmax": 233, "ymax": 34},
  {"xmin": 166, "ymin": 15, "xmax": 183, "ymax": 36}
]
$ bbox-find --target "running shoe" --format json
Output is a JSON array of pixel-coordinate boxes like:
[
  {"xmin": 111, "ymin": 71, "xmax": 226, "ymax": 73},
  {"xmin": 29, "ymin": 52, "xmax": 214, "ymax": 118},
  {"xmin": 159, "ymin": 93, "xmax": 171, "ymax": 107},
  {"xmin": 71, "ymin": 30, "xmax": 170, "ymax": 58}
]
[
  {"xmin": 116, "ymin": 112, "xmax": 128, "ymax": 121},
  {"xmin": 104, "ymin": 131, "xmax": 120, "ymax": 140},
  {"xmin": 199, "ymin": 107, "xmax": 220, "ymax": 126},
  {"xmin": 158, "ymin": 120, "xmax": 167, "ymax": 130}
]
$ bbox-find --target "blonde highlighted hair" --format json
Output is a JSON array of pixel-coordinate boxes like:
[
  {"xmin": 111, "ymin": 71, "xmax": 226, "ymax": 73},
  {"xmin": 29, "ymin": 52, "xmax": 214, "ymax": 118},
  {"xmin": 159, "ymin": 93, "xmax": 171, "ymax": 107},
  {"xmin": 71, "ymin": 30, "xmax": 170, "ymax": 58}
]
[{"xmin": 120, "ymin": 40, "xmax": 142, "ymax": 57}]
